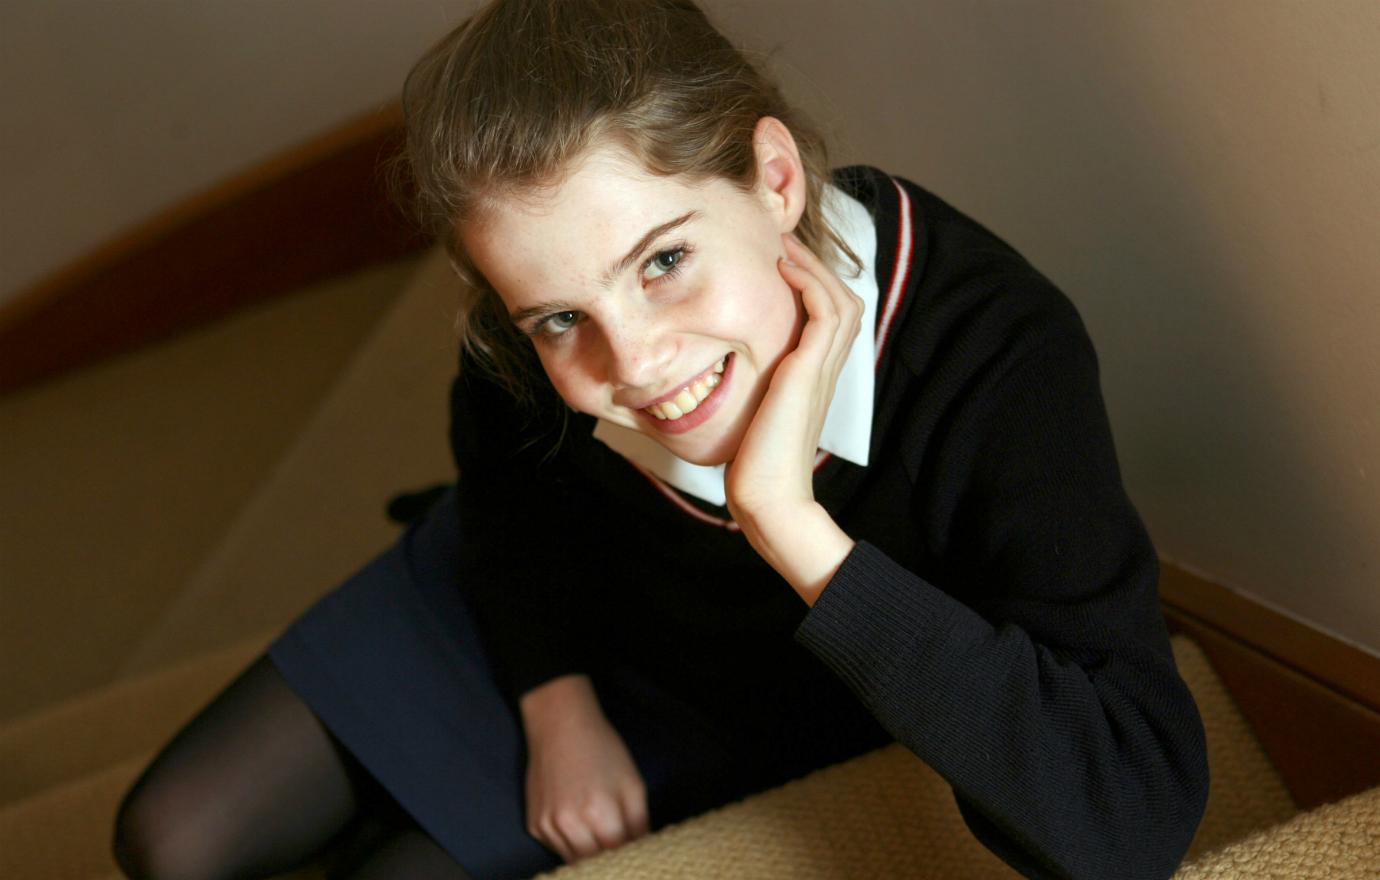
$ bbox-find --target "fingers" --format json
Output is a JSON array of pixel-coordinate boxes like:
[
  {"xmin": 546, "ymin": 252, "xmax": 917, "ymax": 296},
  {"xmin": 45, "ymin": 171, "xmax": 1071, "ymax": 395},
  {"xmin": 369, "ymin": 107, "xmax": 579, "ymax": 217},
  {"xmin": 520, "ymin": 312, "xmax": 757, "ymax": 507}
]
[
  {"xmin": 777, "ymin": 234, "xmax": 864, "ymax": 370},
  {"xmin": 781, "ymin": 232, "xmax": 860, "ymax": 298},
  {"xmin": 577, "ymin": 793, "xmax": 635, "ymax": 853},
  {"xmin": 532, "ymin": 809, "xmax": 599, "ymax": 863},
  {"xmin": 530, "ymin": 782, "xmax": 649, "ymax": 864},
  {"xmin": 780, "ymin": 234, "xmax": 864, "ymax": 335},
  {"xmin": 555, "ymin": 810, "xmax": 602, "ymax": 860},
  {"xmin": 547, "ymin": 817, "xmax": 592, "ymax": 863}
]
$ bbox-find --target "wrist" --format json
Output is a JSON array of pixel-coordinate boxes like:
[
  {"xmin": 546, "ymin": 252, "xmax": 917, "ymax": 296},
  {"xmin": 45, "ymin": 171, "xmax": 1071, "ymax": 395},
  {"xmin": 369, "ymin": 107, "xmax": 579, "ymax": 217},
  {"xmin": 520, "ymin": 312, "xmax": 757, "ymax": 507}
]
[
  {"xmin": 739, "ymin": 501, "xmax": 854, "ymax": 607},
  {"xmin": 519, "ymin": 673, "xmax": 602, "ymax": 742}
]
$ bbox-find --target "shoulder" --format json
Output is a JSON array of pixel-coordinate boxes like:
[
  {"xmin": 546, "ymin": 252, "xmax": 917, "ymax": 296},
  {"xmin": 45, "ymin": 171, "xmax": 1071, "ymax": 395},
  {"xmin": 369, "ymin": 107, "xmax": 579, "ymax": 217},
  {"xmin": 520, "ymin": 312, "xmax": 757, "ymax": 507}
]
[
  {"xmin": 905, "ymin": 175, "xmax": 1089, "ymax": 381},
  {"xmin": 836, "ymin": 167, "xmax": 1095, "ymax": 399}
]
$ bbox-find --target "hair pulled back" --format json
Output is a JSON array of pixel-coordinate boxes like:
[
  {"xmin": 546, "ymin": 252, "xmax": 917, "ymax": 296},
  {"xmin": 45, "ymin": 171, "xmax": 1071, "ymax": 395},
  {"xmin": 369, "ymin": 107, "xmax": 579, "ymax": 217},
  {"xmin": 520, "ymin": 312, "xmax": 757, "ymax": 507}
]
[{"xmin": 400, "ymin": 0, "xmax": 853, "ymax": 403}]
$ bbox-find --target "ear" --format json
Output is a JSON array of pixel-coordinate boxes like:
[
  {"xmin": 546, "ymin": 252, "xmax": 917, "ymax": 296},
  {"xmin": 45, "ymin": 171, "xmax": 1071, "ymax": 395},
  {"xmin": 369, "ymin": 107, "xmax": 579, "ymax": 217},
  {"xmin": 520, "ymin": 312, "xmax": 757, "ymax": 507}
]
[{"xmin": 752, "ymin": 117, "xmax": 807, "ymax": 233}]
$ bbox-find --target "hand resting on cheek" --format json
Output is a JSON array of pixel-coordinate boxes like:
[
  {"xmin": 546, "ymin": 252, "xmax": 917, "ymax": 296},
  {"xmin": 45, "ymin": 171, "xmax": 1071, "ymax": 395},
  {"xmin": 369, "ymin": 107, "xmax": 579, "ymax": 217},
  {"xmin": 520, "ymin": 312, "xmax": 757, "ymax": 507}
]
[{"xmin": 726, "ymin": 232, "xmax": 865, "ymax": 607}]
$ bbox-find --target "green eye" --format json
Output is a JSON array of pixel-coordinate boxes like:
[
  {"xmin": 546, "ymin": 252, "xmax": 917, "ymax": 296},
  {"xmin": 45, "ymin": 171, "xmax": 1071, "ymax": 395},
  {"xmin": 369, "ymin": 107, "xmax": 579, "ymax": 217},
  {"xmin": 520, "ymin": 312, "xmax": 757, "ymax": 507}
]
[
  {"xmin": 539, "ymin": 310, "xmax": 580, "ymax": 336},
  {"xmin": 644, "ymin": 248, "xmax": 685, "ymax": 280}
]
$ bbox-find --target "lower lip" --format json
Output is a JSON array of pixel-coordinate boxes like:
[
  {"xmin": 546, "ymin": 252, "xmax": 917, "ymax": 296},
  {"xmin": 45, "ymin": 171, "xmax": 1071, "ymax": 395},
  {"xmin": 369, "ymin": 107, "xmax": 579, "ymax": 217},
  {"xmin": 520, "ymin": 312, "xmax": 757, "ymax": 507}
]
[{"xmin": 639, "ymin": 354, "xmax": 734, "ymax": 436}]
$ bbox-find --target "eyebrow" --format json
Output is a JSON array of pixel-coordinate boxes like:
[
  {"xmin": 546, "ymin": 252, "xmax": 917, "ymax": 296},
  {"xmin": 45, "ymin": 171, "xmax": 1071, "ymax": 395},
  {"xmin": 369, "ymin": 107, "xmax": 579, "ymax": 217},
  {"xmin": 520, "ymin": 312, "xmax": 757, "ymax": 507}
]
[{"xmin": 506, "ymin": 210, "xmax": 700, "ymax": 326}]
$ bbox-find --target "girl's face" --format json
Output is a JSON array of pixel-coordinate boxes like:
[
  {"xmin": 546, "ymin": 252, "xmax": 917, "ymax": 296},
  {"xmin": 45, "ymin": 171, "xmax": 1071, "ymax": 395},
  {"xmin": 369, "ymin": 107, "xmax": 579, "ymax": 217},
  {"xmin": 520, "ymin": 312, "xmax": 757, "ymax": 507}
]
[{"xmin": 462, "ymin": 139, "xmax": 804, "ymax": 466}]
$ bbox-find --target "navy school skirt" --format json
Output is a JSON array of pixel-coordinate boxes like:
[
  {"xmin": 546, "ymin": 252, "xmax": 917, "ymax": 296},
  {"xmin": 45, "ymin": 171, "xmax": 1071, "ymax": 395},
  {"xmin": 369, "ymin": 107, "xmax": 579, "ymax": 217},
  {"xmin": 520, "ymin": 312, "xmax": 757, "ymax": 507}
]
[{"xmin": 269, "ymin": 486, "xmax": 890, "ymax": 879}]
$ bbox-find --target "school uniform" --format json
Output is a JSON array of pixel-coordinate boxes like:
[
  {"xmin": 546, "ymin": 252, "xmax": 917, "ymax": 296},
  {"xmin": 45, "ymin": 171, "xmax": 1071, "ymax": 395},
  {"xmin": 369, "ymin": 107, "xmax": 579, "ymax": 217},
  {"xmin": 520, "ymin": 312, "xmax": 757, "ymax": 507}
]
[{"xmin": 269, "ymin": 166, "xmax": 1209, "ymax": 880}]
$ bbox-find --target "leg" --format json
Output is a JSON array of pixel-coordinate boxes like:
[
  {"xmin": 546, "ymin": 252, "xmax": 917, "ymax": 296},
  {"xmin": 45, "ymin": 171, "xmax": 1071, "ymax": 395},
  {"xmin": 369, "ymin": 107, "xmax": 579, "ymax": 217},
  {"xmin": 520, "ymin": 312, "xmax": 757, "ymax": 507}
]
[
  {"xmin": 113, "ymin": 656, "xmax": 365, "ymax": 880},
  {"xmin": 113, "ymin": 487, "xmax": 559, "ymax": 880}
]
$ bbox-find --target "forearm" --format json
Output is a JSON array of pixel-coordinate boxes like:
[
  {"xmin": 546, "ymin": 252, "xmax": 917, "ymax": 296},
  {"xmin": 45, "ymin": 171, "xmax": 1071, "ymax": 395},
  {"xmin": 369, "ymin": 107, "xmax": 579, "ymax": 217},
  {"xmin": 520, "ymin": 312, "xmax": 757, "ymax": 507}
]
[{"xmin": 796, "ymin": 542, "xmax": 1208, "ymax": 879}]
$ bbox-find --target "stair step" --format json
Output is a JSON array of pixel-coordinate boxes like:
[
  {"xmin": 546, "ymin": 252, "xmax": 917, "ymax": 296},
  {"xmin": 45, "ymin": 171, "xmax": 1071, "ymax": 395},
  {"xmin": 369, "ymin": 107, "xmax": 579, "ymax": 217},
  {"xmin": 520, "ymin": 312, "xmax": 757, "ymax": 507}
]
[
  {"xmin": 0, "ymin": 753, "xmax": 147, "ymax": 880},
  {"xmin": 115, "ymin": 248, "xmax": 457, "ymax": 678},
  {"xmin": 1, "ymin": 634, "xmax": 268, "ymax": 807},
  {"xmin": 0, "ymin": 258, "xmax": 416, "ymax": 726}
]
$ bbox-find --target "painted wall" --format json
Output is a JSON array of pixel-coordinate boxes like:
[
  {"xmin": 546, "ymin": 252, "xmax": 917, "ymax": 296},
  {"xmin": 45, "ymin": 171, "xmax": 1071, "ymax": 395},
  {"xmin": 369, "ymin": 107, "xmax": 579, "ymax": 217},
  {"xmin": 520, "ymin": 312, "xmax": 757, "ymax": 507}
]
[
  {"xmin": 3, "ymin": 1, "xmax": 1376, "ymax": 651},
  {"xmin": 0, "ymin": 0, "xmax": 456, "ymax": 300}
]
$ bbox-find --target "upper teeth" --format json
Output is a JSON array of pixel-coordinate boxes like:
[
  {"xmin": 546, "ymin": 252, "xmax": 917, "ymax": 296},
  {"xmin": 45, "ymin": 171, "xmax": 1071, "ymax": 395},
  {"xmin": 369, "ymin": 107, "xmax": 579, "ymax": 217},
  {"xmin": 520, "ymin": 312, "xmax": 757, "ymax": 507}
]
[{"xmin": 646, "ymin": 357, "xmax": 726, "ymax": 420}]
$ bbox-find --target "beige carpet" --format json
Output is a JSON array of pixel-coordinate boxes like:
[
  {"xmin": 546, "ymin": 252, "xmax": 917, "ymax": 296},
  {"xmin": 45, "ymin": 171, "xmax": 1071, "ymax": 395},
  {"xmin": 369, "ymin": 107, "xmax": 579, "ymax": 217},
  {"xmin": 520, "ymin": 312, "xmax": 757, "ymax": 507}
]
[{"xmin": 1175, "ymin": 785, "xmax": 1380, "ymax": 879}]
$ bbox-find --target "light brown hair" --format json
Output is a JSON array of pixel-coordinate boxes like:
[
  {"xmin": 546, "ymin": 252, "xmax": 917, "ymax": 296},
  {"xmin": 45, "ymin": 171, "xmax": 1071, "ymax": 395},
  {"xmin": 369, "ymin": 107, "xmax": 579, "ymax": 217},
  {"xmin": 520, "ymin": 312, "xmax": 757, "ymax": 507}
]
[{"xmin": 398, "ymin": 0, "xmax": 857, "ymax": 406}]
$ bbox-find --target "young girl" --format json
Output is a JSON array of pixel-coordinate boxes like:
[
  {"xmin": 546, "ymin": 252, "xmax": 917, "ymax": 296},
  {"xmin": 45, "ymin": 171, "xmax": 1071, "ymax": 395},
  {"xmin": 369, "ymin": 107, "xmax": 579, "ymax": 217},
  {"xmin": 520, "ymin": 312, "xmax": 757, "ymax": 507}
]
[{"xmin": 114, "ymin": 1, "xmax": 1209, "ymax": 878}]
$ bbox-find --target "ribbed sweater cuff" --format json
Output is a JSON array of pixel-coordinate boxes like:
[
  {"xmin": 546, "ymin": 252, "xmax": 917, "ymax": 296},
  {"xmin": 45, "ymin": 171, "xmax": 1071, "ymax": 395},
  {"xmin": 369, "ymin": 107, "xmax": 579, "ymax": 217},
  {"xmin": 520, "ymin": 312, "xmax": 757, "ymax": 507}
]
[{"xmin": 795, "ymin": 540, "xmax": 950, "ymax": 702}]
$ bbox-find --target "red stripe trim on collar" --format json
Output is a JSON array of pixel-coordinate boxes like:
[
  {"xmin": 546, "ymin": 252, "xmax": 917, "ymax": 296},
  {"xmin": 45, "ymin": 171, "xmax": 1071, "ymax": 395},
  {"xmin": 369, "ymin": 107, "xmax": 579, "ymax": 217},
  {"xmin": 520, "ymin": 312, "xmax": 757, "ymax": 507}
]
[
  {"xmin": 631, "ymin": 462, "xmax": 741, "ymax": 531},
  {"xmin": 875, "ymin": 178, "xmax": 914, "ymax": 371}
]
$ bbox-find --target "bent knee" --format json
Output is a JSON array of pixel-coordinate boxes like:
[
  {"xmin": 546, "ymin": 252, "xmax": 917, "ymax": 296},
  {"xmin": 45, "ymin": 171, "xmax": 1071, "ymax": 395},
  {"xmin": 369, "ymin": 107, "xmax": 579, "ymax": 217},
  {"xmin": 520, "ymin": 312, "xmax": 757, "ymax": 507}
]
[{"xmin": 112, "ymin": 783, "xmax": 228, "ymax": 880}]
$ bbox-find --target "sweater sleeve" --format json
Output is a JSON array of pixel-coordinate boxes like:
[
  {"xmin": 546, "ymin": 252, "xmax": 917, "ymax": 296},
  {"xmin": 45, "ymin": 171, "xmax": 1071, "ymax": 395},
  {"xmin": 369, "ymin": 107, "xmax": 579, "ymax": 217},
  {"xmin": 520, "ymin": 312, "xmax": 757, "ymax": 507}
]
[
  {"xmin": 448, "ymin": 357, "xmax": 590, "ymax": 702},
  {"xmin": 796, "ymin": 286, "xmax": 1209, "ymax": 880}
]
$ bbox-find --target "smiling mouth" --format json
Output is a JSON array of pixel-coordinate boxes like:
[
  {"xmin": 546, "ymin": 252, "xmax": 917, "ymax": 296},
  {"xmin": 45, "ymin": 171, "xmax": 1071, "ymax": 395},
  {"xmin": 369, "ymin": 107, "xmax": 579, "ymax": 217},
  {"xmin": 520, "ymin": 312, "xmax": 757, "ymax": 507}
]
[{"xmin": 643, "ymin": 356, "xmax": 728, "ymax": 421}]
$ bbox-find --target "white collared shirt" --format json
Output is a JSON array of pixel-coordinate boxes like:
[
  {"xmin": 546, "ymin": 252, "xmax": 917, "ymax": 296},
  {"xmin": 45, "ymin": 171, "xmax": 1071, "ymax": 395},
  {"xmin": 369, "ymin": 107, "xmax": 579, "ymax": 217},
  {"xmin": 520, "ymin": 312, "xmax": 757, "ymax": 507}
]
[{"xmin": 592, "ymin": 184, "xmax": 879, "ymax": 507}]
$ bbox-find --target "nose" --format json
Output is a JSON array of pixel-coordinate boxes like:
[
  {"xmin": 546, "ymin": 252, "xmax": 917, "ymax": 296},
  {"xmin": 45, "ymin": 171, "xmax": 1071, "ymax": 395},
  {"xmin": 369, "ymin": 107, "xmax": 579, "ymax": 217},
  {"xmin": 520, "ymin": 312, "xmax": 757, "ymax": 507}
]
[{"xmin": 601, "ymin": 316, "xmax": 674, "ymax": 392}]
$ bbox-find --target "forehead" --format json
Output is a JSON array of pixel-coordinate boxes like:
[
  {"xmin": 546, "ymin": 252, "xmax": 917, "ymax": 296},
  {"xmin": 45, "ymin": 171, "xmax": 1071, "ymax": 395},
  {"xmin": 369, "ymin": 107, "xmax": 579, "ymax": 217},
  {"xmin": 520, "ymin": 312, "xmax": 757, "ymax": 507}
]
[
  {"xmin": 473, "ymin": 147, "xmax": 697, "ymax": 242},
  {"xmin": 513, "ymin": 146, "xmax": 672, "ymax": 214},
  {"xmin": 459, "ymin": 145, "xmax": 752, "ymax": 301}
]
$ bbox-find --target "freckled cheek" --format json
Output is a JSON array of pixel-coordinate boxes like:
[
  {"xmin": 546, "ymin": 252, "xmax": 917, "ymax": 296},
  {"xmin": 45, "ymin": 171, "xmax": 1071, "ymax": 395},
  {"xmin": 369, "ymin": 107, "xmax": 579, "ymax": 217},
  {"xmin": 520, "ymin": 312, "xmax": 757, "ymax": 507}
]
[{"xmin": 715, "ymin": 271, "xmax": 802, "ymax": 355}]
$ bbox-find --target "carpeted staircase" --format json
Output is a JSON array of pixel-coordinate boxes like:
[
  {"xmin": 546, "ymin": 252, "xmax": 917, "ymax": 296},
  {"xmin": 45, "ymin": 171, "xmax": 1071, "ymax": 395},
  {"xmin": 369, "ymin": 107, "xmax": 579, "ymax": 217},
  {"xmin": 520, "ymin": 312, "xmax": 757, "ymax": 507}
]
[
  {"xmin": 2, "ymin": 250, "xmax": 1374, "ymax": 879},
  {"xmin": 2, "ymin": 250, "xmax": 459, "ymax": 879}
]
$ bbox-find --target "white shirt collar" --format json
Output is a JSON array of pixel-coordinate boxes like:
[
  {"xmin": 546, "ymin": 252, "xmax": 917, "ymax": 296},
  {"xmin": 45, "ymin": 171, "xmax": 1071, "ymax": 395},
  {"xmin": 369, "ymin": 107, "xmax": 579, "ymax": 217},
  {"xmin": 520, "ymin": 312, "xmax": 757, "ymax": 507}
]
[{"xmin": 592, "ymin": 184, "xmax": 879, "ymax": 507}]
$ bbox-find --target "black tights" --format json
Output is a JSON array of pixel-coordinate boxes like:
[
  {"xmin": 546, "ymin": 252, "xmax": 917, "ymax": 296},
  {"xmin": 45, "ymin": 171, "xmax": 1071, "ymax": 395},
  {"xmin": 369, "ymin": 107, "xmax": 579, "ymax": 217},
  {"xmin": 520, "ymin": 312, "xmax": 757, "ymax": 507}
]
[{"xmin": 112, "ymin": 656, "xmax": 475, "ymax": 880}]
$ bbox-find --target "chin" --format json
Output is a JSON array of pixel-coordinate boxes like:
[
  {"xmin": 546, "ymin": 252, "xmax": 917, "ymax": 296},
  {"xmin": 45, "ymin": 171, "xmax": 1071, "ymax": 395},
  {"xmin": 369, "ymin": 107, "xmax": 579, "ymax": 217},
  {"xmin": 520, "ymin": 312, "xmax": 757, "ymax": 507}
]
[
  {"xmin": 665, "ymin": 430, "xmax": 742, "ymax": 468},
  {"xmin": 680, "ymin": 449, "xmax": 733, "ymax": 468}
]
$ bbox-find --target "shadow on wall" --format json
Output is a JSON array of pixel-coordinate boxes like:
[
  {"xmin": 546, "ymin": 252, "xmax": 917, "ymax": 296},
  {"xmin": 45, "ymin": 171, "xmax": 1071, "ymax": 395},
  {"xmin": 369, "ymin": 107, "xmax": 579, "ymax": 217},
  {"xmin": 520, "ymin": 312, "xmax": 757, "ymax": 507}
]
[{"xmin": 719, "ymin": 0, "xmax": 1380, "ymax": 647}]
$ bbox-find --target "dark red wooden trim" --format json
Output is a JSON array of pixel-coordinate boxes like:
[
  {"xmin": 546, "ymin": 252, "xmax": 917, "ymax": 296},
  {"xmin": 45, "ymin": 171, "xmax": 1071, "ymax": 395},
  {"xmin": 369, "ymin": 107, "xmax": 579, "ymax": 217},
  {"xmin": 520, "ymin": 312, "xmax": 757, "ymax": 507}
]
[
  {"xmin": 1159, "ymin": 562, "xmax": 1380, "ymax": 713},
  {"xmin": 1161, "ymin": 561, "xmax": 1380, "ymax": 809},
  {"xmin": 0, "ymin": 103, "xmax": 429, "ymax": 396}
]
